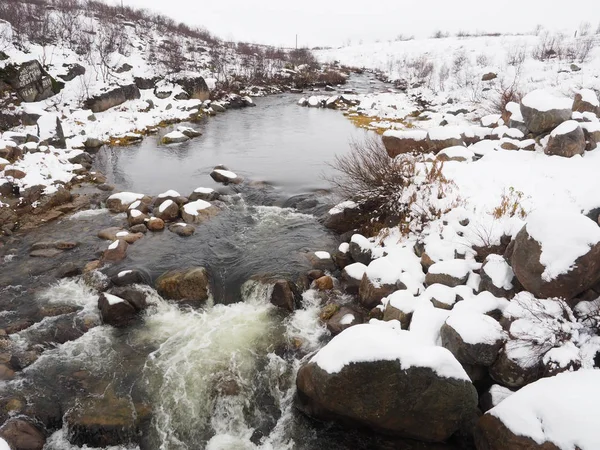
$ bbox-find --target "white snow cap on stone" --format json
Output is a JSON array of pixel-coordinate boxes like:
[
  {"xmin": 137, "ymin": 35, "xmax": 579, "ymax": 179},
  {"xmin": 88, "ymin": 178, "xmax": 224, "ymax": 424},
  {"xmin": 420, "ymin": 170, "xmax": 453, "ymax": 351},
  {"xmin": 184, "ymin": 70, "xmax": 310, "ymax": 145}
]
[
  {"xmin": 158, "ymin": 190, "xmax": 180, "ymax": 198},
  {"xmin": 108, "ymin": 192, "xmax": 144, "ymax": 205},
  {"xmin": 488, "ymin": 370, "xmax": 600, "ymax": 449},
  {"xmin": 108, "ymin": 240, "xmax": 119, "ymax": 250},
  {"xmin": 158, "ymin": 199, "xmax": 174, "ymax": 213},
  {"xmin": 550, "ymin": 120, "xmax": 579, "ymax": 137},
  {"xmin": 521, "ymin": 89, "xmax": 572, "ymax": 112},
  {"xmin": 194, "ymin": 187, "xmax": 214, "ymax": 194},
  {"xmin": 329, "ymin": 200, "xmax": 357, "ymax": 215},
  {"xmin": 428, "ymin": 259, "xmax": 474, "ymax": 278},
  {"xmin": 438, "ymin": 146, "xmax": 474, "ymax": 160},
  {"xmin": 130, "ymin": 209, "xmax": 142, "ymax": 218},
  {"xmin": 338, "ymin": 242, "xmax": 350, "ymax": 253},
  {"xmin": 427, "ymin": 126, "xmax": 463, "ymax": 141},
  {"xmin": 183, "ymin": 199, "xmax": 212, "ymax": 216},
  {"xmin": 579, "ymin": 88, "xmax": 599, "ymax": 107},
  {"xmin": 446, "ymin": 311, "xmax": 505, "ymax": 345},
  {"xmin": 344, "ymin": 262, "xmax": 367, "ymax": 280},
  {"xmin": 314, "ymin": 251, "xmax": 331, "ymax": 260},
  {"xmin": 104, "ymin": 293, "xmax": 125, "ymax": 305},
  {"xmin": 525, "ymin": 209, "xmax": 600, "ymax": 282},
  {"xmin": 0, "ymin": 437, "xmax": 11, "ymax": 450},
  {"xmin": 214, "ymin": 169, "xmax": 237, "ymax": 179},
  {"xmin": 311, "ymin": 321, "xmax": 469, "ymax": 380},
  {"xmin": 163, "ymin": 130, "xmax": 188, "ymax": 140},
  {"xmin": 383, "ymin": 129, "xmax": 428, "ymax": 140}
]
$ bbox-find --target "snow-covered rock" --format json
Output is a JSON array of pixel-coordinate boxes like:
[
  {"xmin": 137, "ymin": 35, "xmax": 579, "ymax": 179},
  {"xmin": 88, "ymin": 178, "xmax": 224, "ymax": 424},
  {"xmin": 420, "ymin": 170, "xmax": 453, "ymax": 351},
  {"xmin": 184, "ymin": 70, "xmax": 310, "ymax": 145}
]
[
  {"xmin": 479, "ymin": 254, "xmax": 516, "ymax": 298},
  {"xmin": 382, "ymin": 129, "xmax": 428, "ymax": 158},
  {"xmin": 426, "ymin": 259, "xmax": 474, "ymax": 287},
  {"xmin": 545, "ymin": 120, "xmax": 585, "ymax": 158},
  {"xmin": 475, "ymin": 370, "xmax": 600, "ymax": 450},
  {"xmin": 296, "ymin": 321, "xmax": 478, "ymax": 442},
  {"xmin": 520, "ymin": 90, "xmax": 572, "ymax": 134},
  {"xmin": 161, "ymin": 130, "xmax": 190, "ymax": 144},
  {"xmin": 181, "ymin": 199, "xmax": 219, "ymax": 224},
  {"xmin": 210, "ymin": 167, "xmax": 242, "ymax": 184},
  {"xmin": 106, "ymin": 192, "xmax": 145, "ymax": 213},
  {"xmin": 573, "ymin": 89, "xmax": 599, "ymax": 115},
  {"xmin": 509, "ymin": 209, "xmax": 600, "ymax": 301}
]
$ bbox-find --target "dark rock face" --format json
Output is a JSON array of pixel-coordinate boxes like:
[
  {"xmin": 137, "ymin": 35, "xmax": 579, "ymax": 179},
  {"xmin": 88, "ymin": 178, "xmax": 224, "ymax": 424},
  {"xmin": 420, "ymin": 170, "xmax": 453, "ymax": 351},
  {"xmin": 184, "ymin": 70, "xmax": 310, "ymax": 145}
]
[
  {"xmin": 176, "ymin": 76, "xmax": 209, "ymax": 100},
  {"xmin": 510, "ymin": 225, "xmax": 600, "ymax": 302},
  {"xmin": 520, "ymin": 101, "xmax": 571, "ymax": 135},
  {"xmin": 0, "ymin": 417, "xmax": 46, "ymax": 450},
  {"xmin": 326, "ymin": 307, "xmax": 364, "ymax": 335},
  {"xmin": 489, "ymin": 349, "xmax": 541, "ymax": 389},
  {"xmin": 98, "ymin": 293, "xmax": 138, "ymax": 328},
  {"xmin": 270, "ymin": 280, "xmax": 301, "ymax": 312},
  {"xmin": 441, "ymin": 323, "xmax": 504, "ymax": 367},
  {"xmin": 382, "ymin": 133, "xmax": 429, "ymax": 157},
  {"xmin": 58, "ymin": 63, "xmax": 86, "ymax": 82},
  {"xmin": 359, "ymin": 274, "xmax": 401, "ymax": 309},
  {"xmin": 155, "ymin": 267, "xmax": 211, "ymax": 307},
  {"xmin": 84, "ymin": 84, "xmax": 141, "ymax": 113},
  {"xmin": 296, "ymin": 360, "xmax": 478, "ymax": 442},
  {"xmin": 0, "ymin": 60, "xmax": 61, "ymax": 102},
  {"xmin": 474, "ymin": 413, "xmax": 560, "ymax": 450},
  {"xmin": 323, "ymin": 206, "xmax": 362, "ymax": 234}
]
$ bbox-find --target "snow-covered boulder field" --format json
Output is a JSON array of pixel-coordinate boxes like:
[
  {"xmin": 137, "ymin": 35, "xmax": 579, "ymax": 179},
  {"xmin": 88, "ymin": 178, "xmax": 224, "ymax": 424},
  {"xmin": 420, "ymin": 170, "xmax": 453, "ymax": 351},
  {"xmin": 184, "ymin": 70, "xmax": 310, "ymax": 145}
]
[
  {"xmin": 296, "ymin": 321, "xmax": 478, "ymax": 442},
  {"xmin": 475, "ymin": 370, "xmax": 600, "ymax": 450}
]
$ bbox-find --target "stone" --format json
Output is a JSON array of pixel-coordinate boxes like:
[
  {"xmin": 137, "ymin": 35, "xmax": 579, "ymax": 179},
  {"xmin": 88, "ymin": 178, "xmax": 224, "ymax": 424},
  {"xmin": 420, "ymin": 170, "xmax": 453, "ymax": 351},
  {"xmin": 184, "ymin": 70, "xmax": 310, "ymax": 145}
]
[
  {"xmin": 382, "ymin": 130, "xmax": 428, "ymax": 158},
  {"xmin": 168, "ymin": 223, "xmax": 196, "ymax": 237},
  {"xmin": 326, "ymin": 307, "xmax": 363, "ymax": 335},
  {"xmin": 181, "ymin": 200, "xmax": 219, "ymax": 224},
  {"xmin": 306, "ymin": 252, "xmax": 336, "ymax": 271},
  {"xmin": 0, "ymin": 418, "xmax": 45, "ymax": 450},
  {"xmin": 440, "ymin": 316, "xmax": 505, "ymax": 367},
  {"xmin": 127, "ymin": 209, "xmax": 148, "ymax": 227},
  {"xmin": 106, "ymin": 193, "xmax": 146, "ymax": 213},
  {"xmin": 110, "ymin": 269, "xmax": 146, "ymax": 287},
  {"xmin": 176, "ymin": 76, "xmax": 210, "ymax": 100},
  {"xmin": 520, "ymin": 90, "xmax": 572, "ymax": 134},
  {"xmin": 101, "ymin": 239, "xmax": 128, "ymax": 263},
  {"xmin": 210, "ymin": 167, "xmax": 242, "ymax": 185},
  {"xmin": 156, "ymin": 267, "xmax": 211, "ymax": 307},
  {"xmin": 481, "ymin": 72, "xmax": 497, "ymax": 81},
  {"xmin": 68, "ymin": 151, "xmax": 93, "ymax": 169},
  {"xmin": 108, "ymin": 286, "xmax": 148, "ymax": 311},
  {"xmin": 154, "ymin": 199, "xmax": 180, "ymax": 222},
  {"xmin": 510, "ymin": 216, "xmax": 600, "ymax": 302},
  {"xmin": 84, "ymin": 84, "xmax": 141, "ymax": 113},
  {"xmin": 573, "ymin": 90, "xmax": 599, "ymax": 115},
  {"xmin": 58, "ymin": 63, "xmax": 86, "ymax": 82},
  {"xmin": 146, "ymin": 217, "xmax": 165, "ymax": 232},
  {"xmin": 270, "ymin": 280, "xmax": 300, "ymax": 312},
  {"xmin": 0, "ymin": 60, "xmax": 60, "ymax": 103},
  {"xmin": 296, "ymin": 335, "xmax": 478, "ymax": 442},
  {"xmin": 188, "ymin": 188, "xmax": 219, "ymax": 202},
  {"xmin": 4, "ymin": 168, "xmax": 26, "ymax": 179},
  {"xmin": 359, "ymin": 274, "xmax": 401, "ymax": 310},
  {"xmin": 489, "ymin": 348, "xmax": 541, "ymax": 389},
  {"xmin": 98, "ymin": 292, "xmax": 138, "ymax": 328},
  {"xmin": 314, "ymin": 276, "xmax": 334, "ymax": 291},
  {"xmin": 425, "ymin": 261, "xmax": 471, "ymax": 288},
  {"xmin": 544, "ymin": 121, "xmax": 585, "ymax": 157}
]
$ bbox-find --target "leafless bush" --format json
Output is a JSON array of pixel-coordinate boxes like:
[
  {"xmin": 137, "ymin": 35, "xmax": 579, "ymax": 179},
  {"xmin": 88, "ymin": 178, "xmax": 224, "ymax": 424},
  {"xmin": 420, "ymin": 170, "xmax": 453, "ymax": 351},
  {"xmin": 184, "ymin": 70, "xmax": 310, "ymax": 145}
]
[
  {"xmin": 573, "ymin": 37, "xmax": 596, "ymax": 63},
  {"xmin": 488, "ymin": 78, "xmax": 523, "ymax": 118},
  {"xmin": 407, "ymin": 55, "xmax": 434, "ymax": 84},
  {"xmin": 431, "ymin": 30, "xmax": 449, "ymax": 39},
  {"xmin": 532, "ymin": 31, "xmax": 564, "ymax": 61},
  {"xmin": 395, "ymin": 34, "xmax": 415, "ymax": 42},
  {"xmin": 506, "ymin": 44, "xmax": 528, "ymax": 67},
  {"xmin": 579, "ymin": 21, "xmax": 592, "ymax": 37},
  {"xmin": 476, "ymin": 53, "xmax": 490, "ymax": 67},
  {"xmin": 438, "ymin": 63, "xmax": 450, "ymax": 91}
]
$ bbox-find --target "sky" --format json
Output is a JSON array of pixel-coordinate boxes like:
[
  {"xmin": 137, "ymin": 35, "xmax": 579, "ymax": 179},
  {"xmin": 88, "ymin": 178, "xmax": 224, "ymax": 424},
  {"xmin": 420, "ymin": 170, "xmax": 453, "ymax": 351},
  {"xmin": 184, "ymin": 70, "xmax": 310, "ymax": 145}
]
[{"xmin": 117, "ymin": 0, "xmax": 599, "ymax": 48}]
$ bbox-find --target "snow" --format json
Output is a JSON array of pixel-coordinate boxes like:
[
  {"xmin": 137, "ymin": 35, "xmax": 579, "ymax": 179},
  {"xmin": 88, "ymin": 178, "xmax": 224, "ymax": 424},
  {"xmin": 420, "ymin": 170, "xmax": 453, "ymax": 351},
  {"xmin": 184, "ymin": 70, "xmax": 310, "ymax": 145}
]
[
  {"xmin": 311, "ymin": 321, "xmax": 469, "ymax": 381},
  {"xmin": 194, "ymin": 187, "xmax": 214, "ymax": 194},
  {"xmin": 108, "ymin": 240, "xmax": 119, "ymax": 250},
  {"xmin": 339, "ymin": 314, "xmax": 355, "ymax": 326},
  {"xmin": 427, "ymin": 126, "xmax": 463, "ymax": 141},
  {"xmin": 386, "ymin": 290, "xmax": 419, "ymax": 313},
  {"xmin": 158, "ymin": 190, "xmax": 180, "ymax": 198},
  {"xmin": 488, "ymin": 385, "xmax": 514, "ymax": 408},
  {"xmin": 108, "ymin": 192, "xmax": 144, "ymax": 205},
  {"xmin": 542, "ymin": 341, "xmax": 581, "ymax": 369},
  {"xmin": 350, "ymin": 234, "xmax": 373, "ymax": 250},
  {"xmin": 483, "ymin": 255, "xmax": 514, "ymax": 290},
  {"xmin": 183, "ymin": 199, "xmax": 212, "ymax": 216},
  {"xmin": 308, "ymin": 96, "xmax": 320, "ymax": 107},
  {"xmin": 130, "ymin": 209, "xmax": 142, "ymax": 218},
  {"xmin": 328, "ymin": 200, "xmax": 358, "ymax": 215},
  {"xmin": 104, "ymin": 293, "xmax": 125, "ymax": 305},
  {"xmin": 409, "ymin": 305, "xmax": 450, "ymax": 346},
  {"xmin": 115, "ymin": 231, "xmax": 129, "ymax": 237},
  {"xmin": 344, "ymin": 262, "xmax": 367, "ymax": 280},
  {"xmin": 428, "ymin": 259, "xmax": 473, "ymax": 278},
  {"xmin": 421, "ymin": 284, "xmax": 459, "ymax": 308},
  {"xmin": 163, "ymin": 130, "xmax": 188, "ymax": 141},
  {"xmin": 438, "ymin": 146, "xmax": 474, "ymax": 160},
  {"xmin": 365, "ymin": 256, "xmax": 403, "ymax": 287},
  {"xmin": 521, "ymin": 89, "xmax": 572, "ymax": 112},
  {"xmin": 213, "ymin": 169, "xmax": 237, "ymax": 179},
  {"xmin": 158, "ymin": 199, "xmax": 175, "ymax": 213},
  {"xmin": 338, "ymin": 242, "xmax": 350, "ymax": 253},
  {"xmin": 550, "ymin": 120, "xmax": 579, "ymax": 137},
  {"xmin": 314, "ymin": 251, "xmax": 331, "ymax": 260},
  {"xmin": 383, "ymin": 129, "xmax": 428, "ymax": 141},
  {"xmin": 481, "ymin": 114, "xmax": 501, "ymax": 127},
  {"xmin": 0, "ymin": 438, "xmax": 10, "ymax": 450},
  {"xmin": 488, "ymin": 370, "xmax": 600, "ymax": 449},
  {"xmin": 118, "ymin": 270, "xmax": 133, "ymax": 277},
  {"xmin": 526, "ymin": 210, "xmax": 600, "ymax": 282},
  {"xmin": 453, "ymin": 291, "xmax": 509, "ymax": 315},
  {"xmin": 579, "ymin": 88, "xmax": 599, "ymax": 107},
  {"xmin": 506, "ymin": 102, "xmax": 524, "ymax": 122},
  {"xmin": 446, "ymin": 311, "xmax": 505, "ymax": 345}
]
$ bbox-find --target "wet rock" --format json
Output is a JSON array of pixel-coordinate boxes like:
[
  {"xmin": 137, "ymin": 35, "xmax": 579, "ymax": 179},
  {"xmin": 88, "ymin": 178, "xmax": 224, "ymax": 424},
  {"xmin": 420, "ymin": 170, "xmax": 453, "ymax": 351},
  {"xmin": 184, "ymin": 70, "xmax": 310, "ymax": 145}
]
[
  {"xmin": 56, "ymin": 262, "xmax": 83, "ymax": 278},
  {"xmin": 323, "ymin": 203, "xmax": 362, "ymax": 234},
  {"xmin": 210, "ymin": 166, "xmax": 242, "ymax": 185},
  {"xmin": 101, "ymin": 239, "xmax": 128, "ymax": 263},
  {"xmin": 98, "ymin": 293, "xmax": 138, "ymax": 327},
  {"xmin": 0, "ymin": 364, "xmax": 15, "ymax": 380},
  {"xmin": 319, "ymin": 303, "xmax": 340, "ymax": 322},
  {"xmin": 129, "ymin": 224, "xmax": 147, "ymax": 234},
  {"xmin": 306, "ymin": 252, "xmax": 336, "ymax": 271},
  {"xmin": 544, "ymin": 120, "xmax": 585, "ymax": 157},
  {"xmin": 326, "ymin": 306, "xmax": 364, "ymax": 335},
  {"xmin": 154, "ymin": 199, "xmax": 180, "ymax": 222},
  {"xmin": 146, "ymin": 217, "xmax": 165, "ymax": 232},
  {"xmin": 314, "ymin": 276, "xmax": 334, "ymax": 291},
  {"xmin": 110, "ymin": 269, "xmax": 147, "ymax": 287},
  {"xmin": 108, "ymin": 286, "xmax": 148, "ymax": 311},
  {"xmin": 307, "ymin": 270, "xmax": 325, "ymax": 281},
  {"xmin": 168, "ymin": 223, "xmax": 196, "ymax": 237},
  {"xmin": 156, "ymin": 267, "xmax": 210, "ymax": 307},
  {"xmin": 181, "ymin": 200, "xmax": 219, "ymax": 224},
  {"xmin": 270, "ymin": 280, "xmax": 301, "ymax": 312},
  {"xmin": 341, "ymin": 263, "xmax": 367, "ymax": 295},
  {"xmin": 161, "ymin": 131, "xmax": 189, "ymax": 144},
  {"xmin": 127, "ymin": 209, "xmax": 148, "ymax": 227},
  {"xmin": 83, "ymin": 270, "xmax": 111, "ymax": 292},
  {"xmin": 29, "ymin": 248, "xmax": 63, "ymax": 258},
  {"xmin": 84, "ymin": 84, "xmax": 141, "ymax": 113},
  {"xmin": 0, "ymin": 417, "xmax": 45, "ymax": 450},
  {"xmin": 106, "ymin": 192, "xmax": 146, "ymax": 213},
  {"xmin": 65, "ymin": 389, "xmax": 150, "ymax": 447},
  {"xmin": 188, "ymin": 187, "xmax": 219, "ymax": 202}
]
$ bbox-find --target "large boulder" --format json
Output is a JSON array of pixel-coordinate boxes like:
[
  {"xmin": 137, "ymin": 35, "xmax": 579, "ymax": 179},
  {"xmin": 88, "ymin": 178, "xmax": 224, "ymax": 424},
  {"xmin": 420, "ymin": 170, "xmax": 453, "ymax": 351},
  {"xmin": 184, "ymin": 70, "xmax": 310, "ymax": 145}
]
[
  {"xmin": 382, "ymin": 130, "xmax": 428, "ymax": 158},
  {"xmin": 176, "ymin": 76, "xmax": 210, "ymax": 101},
  {"xmin": 572, "ymin": 88, "xmax": 599, "ymax": 115},
  {"xmin": 544, "ymin": 120, "xmax": 585, "ymax": 157},
  {"xmin": 323, "ymin": 201, "xmax": 362, "ymax": 234},
  {"xmin": 425, "ymin": 260, "xmax": 472, "ymax": 288},
  {"xmin": 520, "ymin": 90, "xmax": 572, "ymax": 134},
  {"xmin": 0, "ymin": 60, "xmax": 61, "ymax": 102},
  {"xmin": 106, "ymin": 192, "xmax": 146, "ymax": 213},
  {"xmin": 475, "ymin": 370, "xmax": 600, "ymax": 450},
  {"xmin": 155, "ymin": 267, "xmax": 211, "ymax": 307},
  {"xmin": 84, "ymin": 84, "xmax": 141, "ymax": 113},
  {"xmin": 0, "ymin": 418, "xmax": 45, "ymax": 450},
  {"xmin": 98, "ymin": 292, "xmax": 138, "ymax": 328},
  {"xmin": 270, "ymin": 280, "xmax": 301, "ymax": 312},
  {"xmin": 359, "ymin": 256, "xmax": 405, "ymax": 309},
  {"xmin": 154, "ymin": 199, "xmax": 180, "ymax": 222},
  {"xmin": 296, "ymin": 322, "xmax": 478, "ymax": 442},
  {"xmin": 509, "ymin": 210, "xmax": 600, "ymax": 302},
  {"xmin": 326, "ymin": 306, "xmax": 364, "ymax": 335},
  {"xmin": 426, "ymin": 127, "xmax": 465, "ymax": 153}
]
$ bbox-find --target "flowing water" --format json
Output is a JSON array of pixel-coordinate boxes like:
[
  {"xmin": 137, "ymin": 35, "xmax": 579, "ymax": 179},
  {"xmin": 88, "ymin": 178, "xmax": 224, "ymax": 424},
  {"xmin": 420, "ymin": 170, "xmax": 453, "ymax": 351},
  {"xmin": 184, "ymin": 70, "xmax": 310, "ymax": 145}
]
[{"xmin": 0, "ymin": 76, "xmax": 454, "ymax": 449}]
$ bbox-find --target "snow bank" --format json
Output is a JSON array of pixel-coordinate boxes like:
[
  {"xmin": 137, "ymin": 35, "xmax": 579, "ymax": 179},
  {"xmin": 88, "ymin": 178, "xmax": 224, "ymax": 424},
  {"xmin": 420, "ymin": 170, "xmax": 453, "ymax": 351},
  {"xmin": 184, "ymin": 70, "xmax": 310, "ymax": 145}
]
[
  {"xmin": 526, "ymin": 210, "xmax": 600, "ymax": 282},
  {"xmin": 483, "ymin": 255, "xmax": 514, "ymax": 290},
  {"xmin": 489, "ymin": 370, "xmax": 600, "ymax": 449},
  {"xmin": 311, "ymin": 321, "xmax": 469, "ymax": 380}
]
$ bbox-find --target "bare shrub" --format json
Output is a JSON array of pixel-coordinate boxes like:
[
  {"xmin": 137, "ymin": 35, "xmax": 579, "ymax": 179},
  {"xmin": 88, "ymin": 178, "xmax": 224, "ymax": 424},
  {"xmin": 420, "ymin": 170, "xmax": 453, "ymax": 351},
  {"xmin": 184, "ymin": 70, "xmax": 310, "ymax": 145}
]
[
  {"xmin": 438, "ymin": 63, "xmax": 450, "ymax": 91},
  {"xmin": 579, "ymin": 21, "xmax": 592, "ymax": 37},
  {"xmin": 492, "ymin": 187, "xmax": 527, "ymax": 219},
  {"xmin": 395, "ymin": 34, "xmax": 414, "ymax": 42},
  {"xmin": 532, "ymin": 31, "xmax": 564, "ymax": 61},
  {"xmin": 328, "ymin": 136, "xmax": 459, "ymax": 235},
  {"xmin": 506, "ymin": 44, "xmax": 527, "ymax": 67},
  {"xmin": 431, "ymin": 30, "xmax": 449, "ymax": 39},
  {"xmin": 574, "ymin": 37, "xmax": 596, "ymax": 63},
  {"xmin": 476, "ymin": 53, "xmax": 490, "ymax": 67},
  {"xmin": 488, "ymin": 78, "xmax": 523, "ymax": 118}
]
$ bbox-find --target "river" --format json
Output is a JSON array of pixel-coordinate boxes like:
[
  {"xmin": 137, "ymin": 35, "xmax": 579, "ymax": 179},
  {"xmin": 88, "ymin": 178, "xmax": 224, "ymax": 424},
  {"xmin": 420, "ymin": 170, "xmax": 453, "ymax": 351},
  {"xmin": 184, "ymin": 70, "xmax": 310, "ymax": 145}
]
[{"xmin": 0, "ymin": 76, "xmax": 451, "ymax": 449}]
